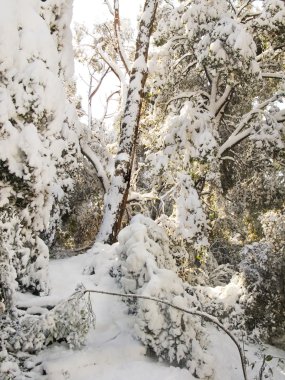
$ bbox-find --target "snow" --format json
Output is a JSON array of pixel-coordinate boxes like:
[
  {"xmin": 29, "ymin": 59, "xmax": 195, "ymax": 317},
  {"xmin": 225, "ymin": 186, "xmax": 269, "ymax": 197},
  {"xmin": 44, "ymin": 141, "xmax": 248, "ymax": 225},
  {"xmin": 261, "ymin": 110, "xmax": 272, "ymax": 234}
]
[
  {"xmin": 15, "ymin": 248, "xmax": 196, "ymax": 380},
  {"xmin": 13, "ymin": 241, "xmax": 285, "ymax": 380},
  {"xmin": 1, "ymin": 0, "xmax": 285, "ymax": 378}
]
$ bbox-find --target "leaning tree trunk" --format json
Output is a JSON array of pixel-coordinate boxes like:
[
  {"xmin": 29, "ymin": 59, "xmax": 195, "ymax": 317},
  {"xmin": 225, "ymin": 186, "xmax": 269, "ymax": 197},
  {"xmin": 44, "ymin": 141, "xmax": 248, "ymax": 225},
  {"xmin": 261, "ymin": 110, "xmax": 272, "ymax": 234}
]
[{"xmin": 97, "ymin": 0, "xmax": 159, "ymax": 244}]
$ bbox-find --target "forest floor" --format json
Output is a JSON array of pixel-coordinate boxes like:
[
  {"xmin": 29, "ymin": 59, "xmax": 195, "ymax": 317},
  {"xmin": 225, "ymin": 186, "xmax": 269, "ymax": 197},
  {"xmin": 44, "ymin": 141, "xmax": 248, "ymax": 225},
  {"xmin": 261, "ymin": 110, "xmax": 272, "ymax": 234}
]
[{"xmin": 15, "ymin": 247, "xmax": 285, "ymax": 380}]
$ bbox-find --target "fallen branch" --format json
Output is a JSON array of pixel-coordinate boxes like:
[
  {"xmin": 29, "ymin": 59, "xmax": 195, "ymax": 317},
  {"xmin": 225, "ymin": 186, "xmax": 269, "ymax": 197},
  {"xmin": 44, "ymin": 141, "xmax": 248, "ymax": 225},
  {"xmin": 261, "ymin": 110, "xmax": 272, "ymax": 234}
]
[{"xmin": 84, "ymin": 289, "xmax": 248, "ymax": 380}]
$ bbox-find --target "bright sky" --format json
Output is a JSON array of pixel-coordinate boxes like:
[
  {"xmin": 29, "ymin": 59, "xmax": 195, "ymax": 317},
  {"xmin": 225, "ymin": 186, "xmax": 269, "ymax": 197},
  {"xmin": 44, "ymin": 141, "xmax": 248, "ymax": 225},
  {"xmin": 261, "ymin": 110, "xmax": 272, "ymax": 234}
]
[
  {"xmin": 72, "ymin": 0, "xmax": 144, "ymax": 123},
  {"xmin": 72, "ymin": 0, "xmax": 143, "ymax": 28}
]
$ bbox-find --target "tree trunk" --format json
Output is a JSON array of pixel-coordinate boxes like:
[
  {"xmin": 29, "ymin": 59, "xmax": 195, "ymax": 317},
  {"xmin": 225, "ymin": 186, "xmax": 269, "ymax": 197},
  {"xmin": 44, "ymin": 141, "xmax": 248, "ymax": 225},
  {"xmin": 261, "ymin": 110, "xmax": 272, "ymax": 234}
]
[{"xmin": 97, "ymin": 0, "xmax": 158, "ymax": 244}]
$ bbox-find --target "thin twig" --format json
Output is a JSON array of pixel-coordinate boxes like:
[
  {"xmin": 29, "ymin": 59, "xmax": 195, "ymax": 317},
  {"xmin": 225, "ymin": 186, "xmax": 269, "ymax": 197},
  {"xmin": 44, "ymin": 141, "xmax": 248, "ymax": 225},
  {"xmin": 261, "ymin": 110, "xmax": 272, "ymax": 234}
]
[
  {"xmin": 259, "ymin": 355, "xmax": 266, "ymax": 380},
  {"xmin": 227, "ymin": 0, "xmax": 237, "ymax": 14},
  {"xmin": 89, "ymin": 68, "xmax": 110, "ymax": 104}
]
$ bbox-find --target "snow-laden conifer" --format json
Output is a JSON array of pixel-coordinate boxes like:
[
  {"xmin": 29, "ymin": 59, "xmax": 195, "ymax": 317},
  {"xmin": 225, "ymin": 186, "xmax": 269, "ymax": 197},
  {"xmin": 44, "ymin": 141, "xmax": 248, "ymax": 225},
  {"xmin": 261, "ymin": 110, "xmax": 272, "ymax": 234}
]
[{"xmin": 0, "ymin": 0, "xmax": 79, "ymax": 305}]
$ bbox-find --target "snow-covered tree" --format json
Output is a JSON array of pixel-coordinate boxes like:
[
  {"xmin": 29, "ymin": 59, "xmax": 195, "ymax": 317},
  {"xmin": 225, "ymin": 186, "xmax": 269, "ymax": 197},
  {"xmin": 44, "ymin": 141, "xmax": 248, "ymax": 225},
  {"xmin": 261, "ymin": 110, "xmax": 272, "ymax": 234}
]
[
  {"xmin": 139, "ymin": 0, "xmax": 285, "ymax": 263},
  {"xmin": 97, "ymin": 0, "xmax": 159, "ymax": 244},
  {"xmin": 0, "ymin": 0, "xmax": 79, "ymax": 307}
]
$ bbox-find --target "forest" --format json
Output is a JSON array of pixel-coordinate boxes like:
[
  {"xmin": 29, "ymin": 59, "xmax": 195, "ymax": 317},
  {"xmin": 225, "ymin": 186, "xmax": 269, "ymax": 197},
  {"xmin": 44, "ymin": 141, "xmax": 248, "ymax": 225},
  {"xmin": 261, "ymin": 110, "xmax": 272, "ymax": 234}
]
[{"xmin": 0, "ymin": 0, "xmax": 284, "ymax": 379}]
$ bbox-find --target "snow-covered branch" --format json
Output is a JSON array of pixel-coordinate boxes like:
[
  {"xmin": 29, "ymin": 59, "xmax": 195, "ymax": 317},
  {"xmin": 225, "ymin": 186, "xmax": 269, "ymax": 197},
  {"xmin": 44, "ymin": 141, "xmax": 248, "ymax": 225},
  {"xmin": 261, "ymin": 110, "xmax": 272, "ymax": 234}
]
[
  {"xmin": 104, "ymin": 0, "xmax": 114, "ymax": 16},
  {"xmin": 239, "ymin": 11, "xmax": 261, "ymax": 22},
  {"xmin": 218, "ymin": 126, "xmax": 253, "ymax": 157},
  {"xmin": 261, "ymin": 72, "xmax": 285, "ymax": 80},
  {"xmin": 172, "ymin": 53, "xmax": 195, "ymax": 68},
  {"xmin": 203, "ymin": 65, "xmax": 213, "ymax": 85},
  {"xmin": 127, "ymin": 191, "xmax": 158, "ymax": 202},
  {"xmin": 214, "ymin": 84, "xmax": 233, "ymax": 116},
  {"xmin": 218, "ymin": 93, "xmax": 283, "ymax": 157},
  {"xmin": 80, "ymin": 140, "xmax": 110, "ymax": 192},
  {"xmin": 257, "ymin": 45, "xmax": 285, "ymax": 62},
  {"xmin": 209, "ymin": 75, "xmax": 218, "ymax": 113},
  {"xmin": 182, "ymin": 60, "xmax": 198, "ymax": 74},
  {"xmin": 164, "ymin": 91, "xmax": 210, "ymax": 110}
]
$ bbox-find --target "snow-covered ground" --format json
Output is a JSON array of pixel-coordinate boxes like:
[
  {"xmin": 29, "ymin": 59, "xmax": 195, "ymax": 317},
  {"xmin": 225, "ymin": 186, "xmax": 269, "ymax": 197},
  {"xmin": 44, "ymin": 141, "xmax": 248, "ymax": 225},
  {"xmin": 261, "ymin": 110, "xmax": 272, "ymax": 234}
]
[{"xmin": 15, "ymin": 248, "xmax": 285, "ymax": 380}]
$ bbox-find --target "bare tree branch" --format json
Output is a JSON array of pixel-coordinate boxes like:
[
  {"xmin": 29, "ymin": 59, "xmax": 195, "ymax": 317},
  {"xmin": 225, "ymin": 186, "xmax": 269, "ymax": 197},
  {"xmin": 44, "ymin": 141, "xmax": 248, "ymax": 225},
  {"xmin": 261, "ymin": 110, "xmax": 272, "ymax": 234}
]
[
  {"xmin": 89, "ymin": 68, "xmax": 110, "ymax": 104},
  {"xmin": 114, "ymin": 0, "xmax": 131, "ymax": 74},
  {"xmin": 99, "ymin": 90, "xmax": 120, "ymax": 124},
  {"xmin": 236, "ymin": 0, "xmax": 252, "ymax": 18},
  {"xmin": 97, "ymin": 44, "xmax": 128, "ymax": 110},
  {"xmin": 227, "ymin": 0, "xmax": 237, "ymax": 14}
]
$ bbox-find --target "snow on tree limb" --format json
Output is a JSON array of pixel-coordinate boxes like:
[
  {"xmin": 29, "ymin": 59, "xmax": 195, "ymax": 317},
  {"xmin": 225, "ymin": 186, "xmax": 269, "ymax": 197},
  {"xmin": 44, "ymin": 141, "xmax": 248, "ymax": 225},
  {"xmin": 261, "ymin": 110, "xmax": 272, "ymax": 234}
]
[
  {"xmin": 217, "ymin": 92, "xmax": 285, "ymax": 157},
  {"xmin": 80, "ymin": 139, "xmax": 110, "ymax": 192}
]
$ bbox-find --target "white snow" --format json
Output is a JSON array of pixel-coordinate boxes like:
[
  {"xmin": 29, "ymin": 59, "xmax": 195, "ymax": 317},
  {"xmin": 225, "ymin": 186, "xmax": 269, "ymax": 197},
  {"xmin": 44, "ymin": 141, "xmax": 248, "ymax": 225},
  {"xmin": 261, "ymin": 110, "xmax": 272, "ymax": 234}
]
[{"xmin": 14, "ymin": 244, "xmax": 285, "ymax": 380}]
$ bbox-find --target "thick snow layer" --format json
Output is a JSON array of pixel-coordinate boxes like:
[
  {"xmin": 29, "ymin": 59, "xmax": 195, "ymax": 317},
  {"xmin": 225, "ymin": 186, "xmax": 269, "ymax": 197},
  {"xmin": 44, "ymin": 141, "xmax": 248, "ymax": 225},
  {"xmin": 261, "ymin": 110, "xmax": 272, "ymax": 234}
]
[{"xmin": 14, "ymin": 245, "xmax": 285, "ymax": 380}]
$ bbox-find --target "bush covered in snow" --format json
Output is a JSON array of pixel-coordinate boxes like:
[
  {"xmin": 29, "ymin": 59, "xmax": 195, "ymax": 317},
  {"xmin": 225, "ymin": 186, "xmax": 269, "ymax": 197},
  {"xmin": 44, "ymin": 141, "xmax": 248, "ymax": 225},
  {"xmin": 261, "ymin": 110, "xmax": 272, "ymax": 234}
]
[
  {"xmin": 192, "ymin": 241, "xmax": 285, "ymax": 349},
  {"xmin": 260, "ymin": 210, "xmax": 285, "ymax": 251},
  {"xmin": 0, "ymin": 288, "xmax": 94, "ymax": 379},
  {"xmin": 52, "ymin": 159, "xmax": 104, "ymax": 252},
  {"xmin": 114, "ymin": 216, "xmax": 213, "ymax": 378},
  {"xmin": 1, "ymin": 291, "xmax": 92, "ymax": 352}
]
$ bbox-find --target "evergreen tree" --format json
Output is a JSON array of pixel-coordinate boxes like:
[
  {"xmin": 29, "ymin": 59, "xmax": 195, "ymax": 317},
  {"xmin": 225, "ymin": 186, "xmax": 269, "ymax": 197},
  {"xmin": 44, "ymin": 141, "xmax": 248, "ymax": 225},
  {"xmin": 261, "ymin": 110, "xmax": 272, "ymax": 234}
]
[{"xmin": 0, "ymin": 0, "xmax": 79, "ymax": 307}]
